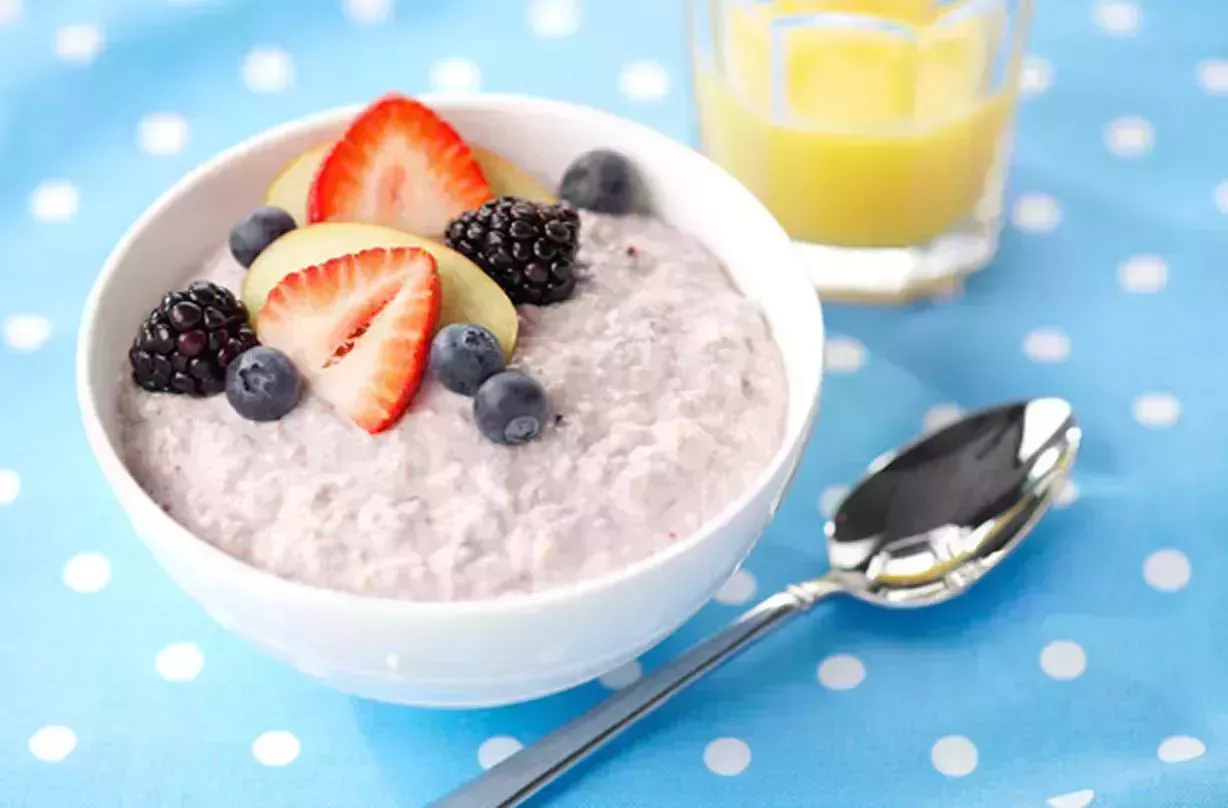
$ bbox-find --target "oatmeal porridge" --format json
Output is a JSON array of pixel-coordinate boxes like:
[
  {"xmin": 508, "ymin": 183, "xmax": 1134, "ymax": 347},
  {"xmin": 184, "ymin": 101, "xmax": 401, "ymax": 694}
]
[{"xmin": 117, "ymin": 93, "xmax": 788, "ymax": 602}]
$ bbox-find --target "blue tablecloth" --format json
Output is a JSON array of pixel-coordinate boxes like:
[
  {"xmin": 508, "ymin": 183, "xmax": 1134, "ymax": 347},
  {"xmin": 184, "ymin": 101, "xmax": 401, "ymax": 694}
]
[{"xmin": 3, "ymin": 1, "xmax": 1227, "ymax": 806}]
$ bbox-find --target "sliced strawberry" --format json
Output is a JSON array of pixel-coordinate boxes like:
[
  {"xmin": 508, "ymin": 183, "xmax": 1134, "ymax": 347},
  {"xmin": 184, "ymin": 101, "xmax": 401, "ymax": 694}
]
[
  {"xmin": 307, "ymin": 93, "xmax": 493, "ymax": 237},
  {"xmin": 258, "ymin": 246, "xmax": 441, "ymax": 434}
]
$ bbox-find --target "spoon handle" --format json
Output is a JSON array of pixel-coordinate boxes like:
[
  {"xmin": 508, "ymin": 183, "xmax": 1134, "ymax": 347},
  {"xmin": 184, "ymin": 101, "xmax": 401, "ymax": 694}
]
[{"xmin": 426, "ymin": 576, "xmax": 843, "ymax": 808}]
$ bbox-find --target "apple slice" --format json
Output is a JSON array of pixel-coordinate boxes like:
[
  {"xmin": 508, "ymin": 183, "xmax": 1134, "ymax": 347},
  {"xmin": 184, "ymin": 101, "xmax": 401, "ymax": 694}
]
[
  {"xmin": 266, "ymin": 143, "xmax": 330, "ymax": 226},
  {"xmin": 474, "ymin": 145, "xmax": 558, "ymax": 205},
  {"xmin": 265, "ymin": 142, "xmax": 556, "ymax": 226},
  {"xmin": 243, "ymin": 222, "xmax": 518, "ymax": 355}
]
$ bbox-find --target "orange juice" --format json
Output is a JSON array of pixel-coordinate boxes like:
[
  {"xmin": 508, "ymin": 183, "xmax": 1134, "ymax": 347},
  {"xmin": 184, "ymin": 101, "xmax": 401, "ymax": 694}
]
[{"xmin": 693, "ymin": 0, "xmax": 1023, "ymax": 248}]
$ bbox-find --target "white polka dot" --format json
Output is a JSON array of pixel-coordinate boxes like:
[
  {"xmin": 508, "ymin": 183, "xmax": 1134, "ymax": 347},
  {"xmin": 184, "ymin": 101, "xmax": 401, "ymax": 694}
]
[
  {"xmin": 526, "ymin": 0, "xmax": 579, "ymax": 38},
  {"xmin": 343, "ymin": 0, "xmax": 392, "ymax": 24},
  {"xmin": 598, "ymin": 659, "xmax": 643, "ymax": 690},
  {"xmin": 1215, "ymin": 180, "xmax": 1228, "ymax": 215},
  {"xmin": 62, "ymin": 553, "xmax": 111, "ymax": 593},
  {"xmin": 155, "ymin": 642, "xmax": 205, "ymax": 682},
  {"xmin": 931, "ymin": 735, "xmax": 978, "ymax": 777},
  {"xmin": 1198, "ymin": 59, "xmax": 1228, "ymax": 95},
  {"xmin": 1048, "ymin": 789, "xmax": 1095, "ymax": 808},
  {"xmin": 1040, "ymin": 640, "xmax": 1086, "ymax": 680},
  {"xmin": 28, "ymin": 726, "xmax": 76, "ymax": 762},
  {"xmin": 714, "ymin": 568, "xmax": 757, "ymax": 605},
  {"xmin": 1144, "ymin": 549, "xmax": 1191, "ymax": 592},
  {"xmin": 818, "ymin": 484, "xmax": 849, "ymax": 519},
  {"xmin": 0, "ymin": 469, "xmax": 19, "ymax": 505},
  {"xmin": 1054, "ymin": 478, "xmax": 1079, "ymax": 508},
  {"xmin": 1104, "ymin": 116, "xmax": 1154, "ymax": 158},
  {"xmin": 1133, "ymin": 392, "xmax": 1180, "ymax": 428},
  {"xmin": 54, "ymin": 23, "xmax": 104, "ymax": 64},
  {"xmin": 619, "ymin": 60, "xmax": 671, "ymax": 102},
  {"xmin": 1094, "ymin": 1, "xmax": 1140, "ymax": 36},
  {"xmin": 0, "ymin": 0, "xmax": 21, "ymax": 25},
  {"xmin": 703, "ymin": 738, "xmax": 751, "ymax": 776},
  {"xmin": 29, "ymin": 180, "xmax": 79, "ymax": 223},
  {"xmin": 824, "ymin": 336, "xmax": 866, "ymax": 373},
  {"xmin": 923, "ymin": 403, "xmax": 963, "ymax": 433},
  {"xmin": 385, "ymin": 652, "xmax": 400, "ymax": 669},
  {"xmin": 818, "ymin": 653, "xmax": 866, "ymax": 691},
  {"xmin": 1023, "ymin": 328, "xmax": 1070, "ymax": 363},
  {"xmin": 1020, "ymin": 56, "xmax": 1052, "ymax": 96},
  {"xmin": 3, "ymin": 314, "xmax": 51, "ymax": 351},
  {"xmin": 1011, "ymin": 193, "xmax": 1061, "ymax": 233},
  {"xmin": 429, "ymin": 58, "xmax": 481, "ymax": 94},
  {"xmin": 868, "ymin": 450, "xmax": 896, "ymax": 474},
  {"xmin": 477, "ymin": 736, "xmax": 522, "ymax": 770},
  {"xmin": 252, "ymin": 731, "xmax": 300, "ymax": 766},
  {"xmin": 1158, "ymin": 735, "xmax": 1205, "ymax": 763},
  {"xmin": 138, "ymin": 113, "xmax": 189, "ymax": 156},
  {"xmin": 243, "ymin": 46, "xmax": 294, "ymax": 93},
  {"xmin": 1119, "ymin": 255, "xmax": 1168, "ymax": 293}
]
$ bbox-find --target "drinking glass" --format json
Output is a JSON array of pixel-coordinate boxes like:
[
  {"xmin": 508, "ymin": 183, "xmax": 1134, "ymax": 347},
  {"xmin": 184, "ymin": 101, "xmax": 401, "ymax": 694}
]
[{"xmin": 689, "ymin": 0, "xmax": 1033, "ymax": 302}]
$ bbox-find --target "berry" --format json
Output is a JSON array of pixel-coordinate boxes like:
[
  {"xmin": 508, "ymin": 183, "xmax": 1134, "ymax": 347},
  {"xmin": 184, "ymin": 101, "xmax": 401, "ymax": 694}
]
[
  {"xmin": 444, "ymin": 196, "xmax": 580, "ymax": 305},
  {"xmin": 558, "ymin": 149, "xmax": 640, "ymax": 215},
  {"xmin": 308, "ymin": 93, "xmax": 494, "ymax": 238},
  {"xmin": 257, "ymin": 246, "xmax": 441, "ymax": 434},
  {"xmin": 430, "ymin": 323, "xmax": 505, "ymax": 396},
  {"xmin": 225, "ymin": 346, "xmax": 302, "ymax": 422},
  {"xmin": 129, "ymin": 280, "xmax": 257, "ymax": 396},
  {"xmin": 229, "ymin": 206, "xmax": 297, "ymax": 268},
  {"xmin": 473, "ymin": 371, "xmax": 549, "ymax": 445}
]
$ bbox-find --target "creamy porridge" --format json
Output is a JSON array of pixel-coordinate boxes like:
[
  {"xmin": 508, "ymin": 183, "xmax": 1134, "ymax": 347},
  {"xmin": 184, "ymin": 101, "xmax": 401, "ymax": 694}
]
[{"xmin": 119, "ymin": 212, "xmax": 788, "ymax": 601}]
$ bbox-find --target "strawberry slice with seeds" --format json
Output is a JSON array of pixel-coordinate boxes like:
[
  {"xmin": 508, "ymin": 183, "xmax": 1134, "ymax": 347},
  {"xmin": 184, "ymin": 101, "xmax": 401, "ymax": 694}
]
[
  {"xmin": 307, "ymin": 93, "xmax": 494, "ymax": 237},
  {"xmin": 258, "ymin": 246, "xmax": 441, "ymax": 434}
]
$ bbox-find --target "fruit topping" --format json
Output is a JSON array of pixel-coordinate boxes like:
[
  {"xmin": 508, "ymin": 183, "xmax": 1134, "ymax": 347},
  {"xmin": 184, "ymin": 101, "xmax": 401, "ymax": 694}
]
[
  {"xmin": 473, "ymin": 371, "xmax": 549, "ymax": 445},
  {"xmin": 471, "ymin": 144, "xmax": 558, "ymax": 205},
  {"xmin": 444, "ymin": 195, "xmax": 580, "ymax": 306},
  {"xmin": 265, "ymin": 143, "xmax": 332, "ymax": 226},
  {"xmin": 129, "ymin": 281, "xmax": 257, "ymax": 396},
  {"xmin": 430, "ymin": 323, "xmax": 505, "ymax": 396},
  {"xmin": 241, "ymin": 222, "xmax": 519, "ymax": 356},
  {"xmin": 225, "ymin": 346, "xmax": 303, "ymax": 422},
  {"xmin": 257, "ymin": 246, "xmax": 440, "ymax": 434},
  {"xmin": 229, "ymin": 206, "xmax": 297, "ymax": 268},
  {"xmin": 267, "ymin": 141, "xmax": 555, "ymax": 226},
  {"xmin": 308, "ymin": 93, "xmax": 494, "ymax": 238},
  {"xmin": 559, "ymin": 149, "xmax": 641, "ymax": 215}
]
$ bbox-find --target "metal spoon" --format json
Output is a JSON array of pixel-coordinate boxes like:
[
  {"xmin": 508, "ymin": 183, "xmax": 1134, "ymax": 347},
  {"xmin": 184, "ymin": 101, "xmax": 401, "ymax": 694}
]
[{"xmin": 428, "ymin": 397, "xmax": 1081, "ymax": 808}]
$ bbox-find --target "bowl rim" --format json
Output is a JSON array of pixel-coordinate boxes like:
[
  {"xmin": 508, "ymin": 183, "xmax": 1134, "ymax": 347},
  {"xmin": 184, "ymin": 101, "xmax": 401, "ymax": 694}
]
[{"xmin": 76, "ymin": 92, "xmax": 825, "ymax": 617}]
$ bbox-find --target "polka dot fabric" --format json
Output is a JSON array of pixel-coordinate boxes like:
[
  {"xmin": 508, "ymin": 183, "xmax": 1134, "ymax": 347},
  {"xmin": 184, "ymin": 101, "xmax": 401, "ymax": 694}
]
[{"xmin": 0, "ymin": 1, "xmax": 1225, "ymax": 806}]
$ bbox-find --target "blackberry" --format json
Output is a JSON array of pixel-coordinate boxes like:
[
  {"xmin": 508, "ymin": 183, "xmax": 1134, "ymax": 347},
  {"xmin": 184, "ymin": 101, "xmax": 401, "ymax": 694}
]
[
  {"xmin": 444, "ymin": 196, "xmax": 581, "ymax": 305},
  {"xmin": 128, "ymin": 280, "xmax": 258, "ymax": 396}
]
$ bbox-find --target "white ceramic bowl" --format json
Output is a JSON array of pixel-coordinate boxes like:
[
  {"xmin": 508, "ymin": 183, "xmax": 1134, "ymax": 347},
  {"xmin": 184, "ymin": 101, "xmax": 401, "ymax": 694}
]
[{"xmin": 77, "ymin": 94, "xmax": 824, "ymax": 707}]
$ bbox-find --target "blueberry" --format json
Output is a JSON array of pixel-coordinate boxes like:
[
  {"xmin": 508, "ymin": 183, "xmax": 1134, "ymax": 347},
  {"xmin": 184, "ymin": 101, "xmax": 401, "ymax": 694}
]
[
  {"xmin": 225, "ymin": 346, "xmax": 302, "ymax": 422},
  {"xmin": 228, "ymin": 206, "xmax": 297, "ymax": 268},
  {"xmin": 558, "ymin": 150, "xmax": 641, "ymax": 215},
  {"xmin": 473, "ymin": 371, "xmax": 548, "ymax": 445},
  {"xmin": 430, "ymin": 323, "xmax": 506, "ymax": 396}
]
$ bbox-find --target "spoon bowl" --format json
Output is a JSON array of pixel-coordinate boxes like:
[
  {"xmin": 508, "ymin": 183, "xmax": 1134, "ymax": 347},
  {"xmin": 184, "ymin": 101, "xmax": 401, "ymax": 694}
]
[{"xmin": 830, "ymin": 397, "xmax": 1080, "ymax": 607}]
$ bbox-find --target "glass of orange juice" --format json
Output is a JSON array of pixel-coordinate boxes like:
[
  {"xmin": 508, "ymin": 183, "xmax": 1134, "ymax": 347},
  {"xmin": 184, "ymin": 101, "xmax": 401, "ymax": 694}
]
[{"xmin": 689, "ymin": 0, "xmax": 1033, "ymax": 302}]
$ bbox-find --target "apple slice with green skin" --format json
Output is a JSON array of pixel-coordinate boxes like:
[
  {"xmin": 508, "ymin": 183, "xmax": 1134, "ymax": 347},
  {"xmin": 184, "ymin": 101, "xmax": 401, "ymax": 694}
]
[
  {"xmin": 243, "ymin": 222, "xmax": 518, "ymax": 356},
  {"xmin": 265, "ymin": 142, "xmax": 556, "ymax": 226}
]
